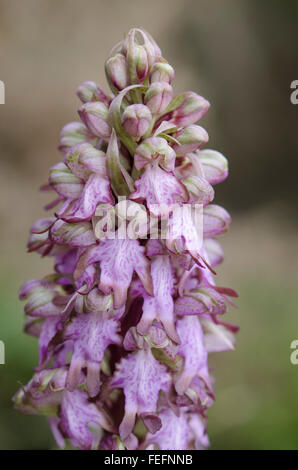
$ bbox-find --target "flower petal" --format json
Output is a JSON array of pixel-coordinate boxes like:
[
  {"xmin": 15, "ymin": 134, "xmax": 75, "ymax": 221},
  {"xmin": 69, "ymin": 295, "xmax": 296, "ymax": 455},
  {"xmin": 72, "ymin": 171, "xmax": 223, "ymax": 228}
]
[
  {"xmin": 130, "ymin": 162, "xmax": 188, "ymax": 216},
  {"xmin": 111, "ymin": 348, "xmax": 170, "ymax": 441}
]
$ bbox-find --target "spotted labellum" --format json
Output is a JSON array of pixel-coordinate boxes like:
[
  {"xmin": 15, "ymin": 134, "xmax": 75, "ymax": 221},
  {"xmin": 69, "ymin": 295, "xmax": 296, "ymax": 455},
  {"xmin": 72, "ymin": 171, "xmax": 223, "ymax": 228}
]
[{"xmin": 14, "ymin": 28, "xmax": 238, "ymax": 450}]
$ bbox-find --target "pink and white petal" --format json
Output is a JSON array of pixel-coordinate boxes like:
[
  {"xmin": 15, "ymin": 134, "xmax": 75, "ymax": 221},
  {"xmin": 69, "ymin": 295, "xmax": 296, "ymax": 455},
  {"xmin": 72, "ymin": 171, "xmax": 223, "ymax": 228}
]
[
  {"xmin": 111, "ymin": 349, "xmax": 170, "ymax": 440},
  {"xmin": 130, "ymin": 162, "xmax": 188, "ymax": 216},
  {"xmin": 61, "ymin": 174, "xmax": 114, "ymax": 223},
  {"xmin": 175, "ymin": 316, "xmax": 208, "ymax": 395},
  {"xmin": 145, "ymin": 408, "xmax": 189, "ymax": 450}
]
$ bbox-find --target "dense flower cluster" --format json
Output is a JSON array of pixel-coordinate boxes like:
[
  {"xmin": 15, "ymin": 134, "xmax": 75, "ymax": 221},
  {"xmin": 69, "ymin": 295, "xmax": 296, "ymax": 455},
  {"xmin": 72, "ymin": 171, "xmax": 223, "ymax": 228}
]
[{"xmin": 14, "ymin": 28, "xmax": 238, "ymax": 450}]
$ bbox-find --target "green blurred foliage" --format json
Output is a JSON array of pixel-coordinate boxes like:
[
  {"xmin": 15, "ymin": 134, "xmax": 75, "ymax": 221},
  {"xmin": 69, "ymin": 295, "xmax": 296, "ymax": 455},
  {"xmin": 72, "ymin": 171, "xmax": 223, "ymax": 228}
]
[{"xmin": 209, "ymin": 279, "xmax": 298, "ymax": 449}]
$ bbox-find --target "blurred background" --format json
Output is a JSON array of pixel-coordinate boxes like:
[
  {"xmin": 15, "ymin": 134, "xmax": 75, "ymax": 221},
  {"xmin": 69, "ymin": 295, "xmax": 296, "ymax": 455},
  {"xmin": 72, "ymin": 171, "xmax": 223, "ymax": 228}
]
[{"xmin": 0, "ymin": 0, "xmax": 298, "ymax": 449}]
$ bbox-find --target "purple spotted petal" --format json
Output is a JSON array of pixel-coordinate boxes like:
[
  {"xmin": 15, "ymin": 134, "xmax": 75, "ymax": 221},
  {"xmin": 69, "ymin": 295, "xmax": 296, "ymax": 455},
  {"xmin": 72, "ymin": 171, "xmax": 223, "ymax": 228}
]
[
  {"xmin": 74, "ymin": 238, "xmax": 153, "ymax": 308},
  {"xmin": 175, "ymin": 316, "xmax": 208, "ymax": 395},
  {"xmin": 137, "ymin": 255, "xmax": 179, "ymax": 343},
  {"xmin": 60, "ymin": 174, "xmax": 114, "ymax": 223},
  {"xmin": 189, "ymin": 413, "xmax": 210, "ymax": 449},
  {"xmin": 60, "ymin": 389, "xmax": 113, "ymax": 449},
  {"xmin": 64, "ymin": 311, "xmax": 121, "ymax": 396},
  {"xmin": 111, "ymin": 348, "xmax": 170, "ymax": 441},
  {"xmin": 50, "ymin": 219, "xmax": 96, "ymax": 247},
  {"xmin": 130, "ymin": 162, "xmax": 188, "ymax": 216}
]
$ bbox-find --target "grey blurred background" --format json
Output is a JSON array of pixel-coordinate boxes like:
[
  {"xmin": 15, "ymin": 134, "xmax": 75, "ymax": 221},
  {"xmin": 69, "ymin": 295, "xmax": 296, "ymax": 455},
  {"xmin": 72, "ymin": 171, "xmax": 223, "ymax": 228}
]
[{"xmin": 0, "ymin": 0, "xmax": 298, "ymax": 449}]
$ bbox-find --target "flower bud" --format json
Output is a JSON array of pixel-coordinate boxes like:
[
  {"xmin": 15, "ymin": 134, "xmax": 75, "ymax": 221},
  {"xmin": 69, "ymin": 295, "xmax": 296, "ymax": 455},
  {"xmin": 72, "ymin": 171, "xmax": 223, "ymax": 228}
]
[
  {"xmin": 173, "ymin": 125, "xmax": 209, "ymax": 156},
  {"xmin": 128, "ymin": 44, "xmax": 148, "ymax": 83},
  {"xmin": 49, "ymin": 162, "xmax": 84, "ymax": 199},
  {"xmin": 78, "ymin": 102, "xmax": 111, "ymax": 139},
  {"xmin": 123, "ymin": 28, "xmax": 161, "ymax": 83},
  {"xmin": 134, "ymin": 136, "xmax": 176, "ymax": 171},
  {"xmin": 58, "ymin": 122, "xmax": 95, "ymax": 154},
  {"xmin": 105, "ymin": 53, "xmax": 129, "ymax": 93},
  {"xmin": 203, "ymin": 204, "xmax": 231, "ymax": 237},
  {"xmin": 150, "ymin": 62, "xmax": 174, "ymax": 84},
  {"xmin": 66, "ymin": 142, "xmax": 107, "ymax": 180},
  {"xmin": 197, "ymin": 149, "xmax": 228, "ymax": 184},
  {"xmin": 76, "ymin": 81, "xmax": 111, "ymax": 105},
  {"xmin": 183, "ymin": 175, "xmax": 214, "ymax": 206},
  {"xmin": 169, "ymin": 91, "xmax": 210, "ymax": 127},
  {"xmin": 144, "ymin": 81, "xmax": 173, "ymax": 115},
  {"xmin": 204, "ymin": 238, "xmax": 224, "ymax": 267},
  {"xmin": 20, "ymin": 279, "xmax": 61, "ymax": 318},
  {"xmin": 85, "ymin": 288, "xmax": 113, "ymax": 311},
  {"xmin": 121, "ymin": 104, "xmax": 152, "ymax": 138},
  {"xmin": 50, "ymin": 219, "xmax": 96, "ymax": 247}
]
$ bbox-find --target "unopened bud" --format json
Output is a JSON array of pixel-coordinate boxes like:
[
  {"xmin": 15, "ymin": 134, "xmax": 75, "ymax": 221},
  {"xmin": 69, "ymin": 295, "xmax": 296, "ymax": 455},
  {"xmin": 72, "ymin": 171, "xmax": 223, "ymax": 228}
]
[
  {"xmin": 105, "ymin": 53, "xmax": 129, "ymax": 93},
  {"xmin": 66, "ymin": 142, "xmax": 107, "ymax": 179},
  {"xmin": 121, "ymin": 104, "xmax": 152, "ymax": 138},
  {"xmin": 170, "ymin": 91, "xmax": 210, "ymax": 127},
  {"xmin": 76, "ymin": 81, "xmax": 111, "ymax": 105},
  {"xmin": 123, "ymin": 28, "xmax": 161, "ymax": 83},
  {"xmin": 150, "ymin": 62, "xmax": 174, "ymax": 84},
  {"xmin": 78, "ymin": 102, "xmax": 111, "ymax": 139},
  {"xmin": 58, "ymin": 122, "xmax": 95, "ymax": 154},
  {"xmin": 183, "ymin": 175, "xmax": 214, "ymax": 206},
  {"xmin": 197, "ymin": 149, "xmax": 228, "ymax": 184},
  {"xmin": 144, "ymin": 81, "xmax": 173, "ymax": 115},
  {"xmin": 203, "ymin": 204, "xmax": 231, "ymax": 237},
  {"xmin": 49, "ymin": 162, "xmax": 84, "ymax": 199},
  {"xmin": 173, "ymin": 125, "xmax": 209, "ymax": 156}
]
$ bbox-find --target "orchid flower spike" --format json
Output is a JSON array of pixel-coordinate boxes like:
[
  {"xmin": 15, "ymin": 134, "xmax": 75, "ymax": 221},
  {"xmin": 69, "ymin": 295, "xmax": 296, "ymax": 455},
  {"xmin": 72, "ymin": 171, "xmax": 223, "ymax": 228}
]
[{"xmin": 14, "ymin": 27, "xmax": 238, "ymax": 450}]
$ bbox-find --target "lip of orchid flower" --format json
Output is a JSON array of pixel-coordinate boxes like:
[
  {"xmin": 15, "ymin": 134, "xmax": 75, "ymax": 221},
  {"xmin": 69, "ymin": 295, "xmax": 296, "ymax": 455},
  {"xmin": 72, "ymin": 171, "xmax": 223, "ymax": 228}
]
[
  {"xmin": 16, "ymin": 27, "xmax": 237, "ymax": 450},
  {"xmin": 136, "ymin": 254, "xmax": 180, "ymax": 344},
  {"xmin": 59, "ymin": 389, "xmax": 115, "ymax": 450},
  {"xmin": 130, "ymin": 161, "xmax": 189, "ymax": 216},
  {"xmin": 144, "ymin": 407, "xmax": 190, "ymax": 450},
  {"xmin": 74, "ymin": 237, "xmax": 153, "ymax": 308},
  {"xmin": 64, "ymin": 310, "xmax": 121, "ymax": 397},
  {"xmin": 174, "ymin": 316, "xmax": 210, "ymax": 396},
  {"xmin": 59, "ymin": 173, "xmax": 114, "ymax": 223},
  {"xmin": 110, "ymin": 347, "xmax": 170, "ymax": 441}
]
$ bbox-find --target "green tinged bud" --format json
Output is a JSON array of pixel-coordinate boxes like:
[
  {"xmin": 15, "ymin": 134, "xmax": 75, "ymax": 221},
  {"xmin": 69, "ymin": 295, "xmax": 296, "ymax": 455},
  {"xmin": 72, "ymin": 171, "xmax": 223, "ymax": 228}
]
[{"xmin": 105, "ymin": 53, "xmax": 129, "ymax": 93}]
